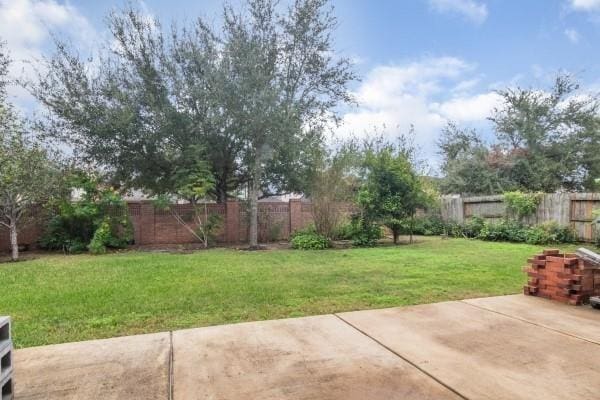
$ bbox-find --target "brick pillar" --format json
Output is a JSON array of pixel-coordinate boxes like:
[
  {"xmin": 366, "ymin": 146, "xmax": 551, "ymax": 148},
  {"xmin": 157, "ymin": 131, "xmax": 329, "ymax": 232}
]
[
  {"xmin": 289, "ymin": 199, "xmax": 302, "ymax": 235},
  {"xmin": 139, "ymin": 202, "xmax": 155, "ymax": 245},
  {"xmin": 225, "ymin": 200, "xmax": 240, "ymax": 244}
]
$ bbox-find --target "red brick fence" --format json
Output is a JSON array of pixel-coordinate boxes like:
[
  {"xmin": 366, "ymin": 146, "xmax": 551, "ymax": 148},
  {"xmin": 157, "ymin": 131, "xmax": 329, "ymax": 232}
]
[{"xmin": 0, "ymin": 199, "xmax": 328, "ymax": 251}]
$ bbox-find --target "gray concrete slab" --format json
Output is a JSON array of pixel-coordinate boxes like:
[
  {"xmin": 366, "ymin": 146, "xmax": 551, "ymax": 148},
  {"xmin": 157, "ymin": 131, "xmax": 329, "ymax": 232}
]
[
  {"xmin": 14, "ymin": 332, "xmax": 170, "ymax": 400},
  {"xmin": 172, "ymin": 314, "xmax": 462, "ymax": 400},
  {"xmin": 338, "ymin": 300, "xmax": 600, "ymax": 400},
  {"xmin": 463, "ymin": 294, "xmax": 600, "ymax": 344}
]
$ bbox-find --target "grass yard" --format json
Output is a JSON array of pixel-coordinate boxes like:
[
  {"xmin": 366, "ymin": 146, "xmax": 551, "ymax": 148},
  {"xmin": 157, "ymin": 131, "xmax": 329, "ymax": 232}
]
[{"xmin": 0, "ymin": 237, "xmax": 578, "ymax": 348}]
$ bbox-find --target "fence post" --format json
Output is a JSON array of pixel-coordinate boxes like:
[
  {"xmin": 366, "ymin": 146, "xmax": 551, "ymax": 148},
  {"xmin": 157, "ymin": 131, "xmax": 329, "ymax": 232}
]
[
  {"xmin": 289, "ymin": 199, "xmax": 302, "ymax": 235},
  {"xmin": 225, "ymin": 200, "xmax": 240, "ymax": 244}
]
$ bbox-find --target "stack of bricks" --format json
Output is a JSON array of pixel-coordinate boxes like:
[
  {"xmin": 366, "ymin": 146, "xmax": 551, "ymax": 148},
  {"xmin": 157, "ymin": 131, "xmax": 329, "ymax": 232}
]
[
  {"xmin": 0, "ymin": 317, "xmax": 13, "ymax": 400},
  {"xmin": 524, "ymin": 249, "xmax": 600, "ymax": 305}
]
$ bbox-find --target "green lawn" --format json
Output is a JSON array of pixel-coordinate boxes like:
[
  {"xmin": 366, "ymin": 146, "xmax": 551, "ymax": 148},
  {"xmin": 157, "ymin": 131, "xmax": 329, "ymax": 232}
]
[{"xmin": 0, "ymin": 237, "xmax": 577, "ymax": 348}]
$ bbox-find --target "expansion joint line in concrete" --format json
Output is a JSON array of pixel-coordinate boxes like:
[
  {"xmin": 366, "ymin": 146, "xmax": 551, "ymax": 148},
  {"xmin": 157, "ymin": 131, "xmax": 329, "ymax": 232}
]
[
  {"xmin": 460, "ymin": 300, "xmax": 600, "ymax": 347},
  {"xmin": 168, "ymin": 331, "xmax": 174, "ymax": 400},
  {"xmin": 333, "ymin": 313, "xmax": 470, "ymax": 400}
]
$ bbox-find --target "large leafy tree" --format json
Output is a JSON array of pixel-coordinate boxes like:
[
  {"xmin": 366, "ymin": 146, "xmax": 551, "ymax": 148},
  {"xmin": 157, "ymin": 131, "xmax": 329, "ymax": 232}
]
[
  {"xmin": 30, "ymin": 7, "xmax": 238, "ymax": 202},
  {"xmin": 439, "ymin": 74, "xmax": 600, "ymax": 194},
  {"xmin": 438, "ymin": 123, "xmax": 511, "ymax": 195},
  {"xmin": 215, "ymin": 0, "xmax": 355, "ymax": 247},
  {"xmin": 30, "ymin": 0, "xmax": 355, "ymax": 249},
  {"xmin": 490, "ymin": 74, "xmax": 600, "ymax": 192}
]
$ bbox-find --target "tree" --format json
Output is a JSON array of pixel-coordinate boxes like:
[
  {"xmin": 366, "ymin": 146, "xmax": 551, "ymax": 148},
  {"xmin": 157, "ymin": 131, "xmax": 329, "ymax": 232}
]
[
  {"xmin": 490, "ymin": 74, "xmax": 600, "ymax": 192},
  {"xmin": 29, "ymin": 7, "xmax": 238, "ymax": 202},
  {"xmin": 438, "ymin": 123, "xmax": 511, "ymax": 195},
  {"xmin": 0, "ymin": 112, "xmax": 62, "ymax": 260},
  {"xmin": 439, "ymin": 74, "xmax": 600, "ymax": 194},
  {"xmin": 153, "ymin": 148, "xmax": 222, "ymax": 248},
  {"xmin": 0, "ymin": 41, "xmax": 62, "ymax": 260},
  {"xmin": 305, "ymin": 143, "xmax": 361, "ymax": 239},
  {"xmin": 208, "ymin": 0, "xmax": 355, "ymax": 248},
  {"xmin": 30, "ymin": 1, "xmax": 355, "ymax": 249},
  {"xmin": 359, "ymin": 144, "xmax": 425, "ymax": 244}
]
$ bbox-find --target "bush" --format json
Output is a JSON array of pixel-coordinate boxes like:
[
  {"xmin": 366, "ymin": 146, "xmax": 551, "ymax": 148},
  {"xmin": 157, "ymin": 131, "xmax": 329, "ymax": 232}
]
[
  {"xmin": 88, "ymin": 220, "xmax": 111, "ymax": 254},
  {"xmin": 478, "ymin": 219, "xmax": 527, "ymax": 242},
  {"xmin": 477, "ymin": 219, "xmax": 576, "ymax": 244},
  {"xmin": 333, "ymin": 221, "xmax": 355, "ymax": 240},
  {"xmin": 350, "ymin": 217, "xmax": 382, "ymax": 247},
  {"xmin": 291, "ymin": 232, "xmax": 330, "ymax": 250},
  {"xmin": 405, "ymin": 215, "xmax": 446, "ymax": 236},
  {"xmin": 462, "ymin": 216, "xmax": 486, "ymax": 238},
  {"xmin": 524, "ymin": 222, "xmax": 576, "ymax": 245},
  {"xmin": 39, "ymin": 174, "xmax": 133, "ymax": 253}
]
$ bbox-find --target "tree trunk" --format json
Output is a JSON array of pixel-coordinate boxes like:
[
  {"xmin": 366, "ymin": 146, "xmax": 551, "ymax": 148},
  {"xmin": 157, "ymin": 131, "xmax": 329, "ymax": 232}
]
[
  {"xmin": 9, "ymin": 220, "xmax": 18, "ymax": 261},
  {"xmin": 393, "ymin": 230, "xmax": 399, "ymax": 244},
  {"xmin": 248, "ymin": 156, "xmax": 261, "ymax": 249},
  {"xmin": 409, "ymin": 214, "xmax": 414, "ymax": 244}
]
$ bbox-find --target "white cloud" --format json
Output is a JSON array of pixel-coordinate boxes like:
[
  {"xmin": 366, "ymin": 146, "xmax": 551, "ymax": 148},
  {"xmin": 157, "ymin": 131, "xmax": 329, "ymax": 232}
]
[
  {"xmin": 569, "ymin": 0, "xmax": 600, "ymax": 11},
  {"xmin": 564, "ymin": 28, "xmax": 581, "ymax": 43},
  {"xmin": 429, "ymin": 0, "xmax": 489, "ymax": 24},
  {"xmin": 337, "ymin": 57, "xmax": 500, "ymax": 164},
  {"xmin": 0, "ymin": 0, "xmax": 95, "ymax": 108}
]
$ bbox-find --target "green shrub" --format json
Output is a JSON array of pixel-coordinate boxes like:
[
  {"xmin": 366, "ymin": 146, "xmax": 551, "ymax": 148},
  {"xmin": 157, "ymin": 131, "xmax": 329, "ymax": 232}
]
[
  {"xmin": 39, "ymin": 173, "xmax": 132, "ymax": 253},
  {"xmin": 462, "ymin": 216, "xmax": 486, "ymax": 238},
  {"xmin": 406, "ymin": 215, "xmax": 446, "ymax": 236},
  {"xmin": 524, "ymin": 222, "xmax": 576, "ymax": 245},
  {"xmin": 291, "ymin": 232, "xmax": 330, "ymax": 250},
  {"xmin": 88, "ymin": 220, "xmax": 111, "ymax": 254},
  {"xmin": 333, "ymin": 221, "xmax": 355, "ymax": 240},
  {"xmin": 350, "ymin": 217, "xmax": 382, "ymax": 247},
  {"xmin": 478, "ymin": 219, "xmax": 576, "ymax": 244},
  {"xmin": 478, "ymin": 219, "xmax": 527, "ymax": 242}
]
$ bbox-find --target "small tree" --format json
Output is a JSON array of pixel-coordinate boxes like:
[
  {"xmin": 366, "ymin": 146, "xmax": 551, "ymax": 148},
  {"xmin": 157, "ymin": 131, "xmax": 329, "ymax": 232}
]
[
  {"xmin": 153, "ymin": 151, "xmax": 221, "ymax": 248},
  {"xmin": 359, "ymin": 146, "xmax": 425, "ymax": 244},
  {"xmin": 307, "ymin": 144, "xmax": 360, "ymax": 239},
  {"xmin": 0, "ymin": 113, "xmax": 62, "ymax": 260}
]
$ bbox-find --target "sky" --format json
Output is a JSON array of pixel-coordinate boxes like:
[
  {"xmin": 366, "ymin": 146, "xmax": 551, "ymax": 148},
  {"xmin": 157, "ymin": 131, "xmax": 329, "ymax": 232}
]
[{"xmin": 1, "ymin": 0, "xmax": 600, "ymax": 167}]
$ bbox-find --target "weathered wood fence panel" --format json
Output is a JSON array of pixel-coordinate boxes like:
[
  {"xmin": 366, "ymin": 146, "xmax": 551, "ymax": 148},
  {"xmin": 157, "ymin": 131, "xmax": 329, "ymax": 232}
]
[{"xmin": 441, "ymin": 193, "xmax": 600, "ymax": 242}]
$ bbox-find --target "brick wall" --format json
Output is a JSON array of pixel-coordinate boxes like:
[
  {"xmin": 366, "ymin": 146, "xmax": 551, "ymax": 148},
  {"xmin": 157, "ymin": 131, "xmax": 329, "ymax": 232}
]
[{"xmin": 0, "ymin": 199, "xmax": 349, "ymax": 251}]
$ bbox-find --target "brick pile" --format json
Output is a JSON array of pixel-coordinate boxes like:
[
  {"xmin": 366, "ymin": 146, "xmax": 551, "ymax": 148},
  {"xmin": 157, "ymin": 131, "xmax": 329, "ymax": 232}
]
[{"xmin": 523, "ymin": 249, "xmax": 600, "ymax": 305}]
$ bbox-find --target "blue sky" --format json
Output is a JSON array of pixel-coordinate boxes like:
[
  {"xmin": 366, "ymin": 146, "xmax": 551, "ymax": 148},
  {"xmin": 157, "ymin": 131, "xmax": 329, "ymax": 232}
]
[{"xmin": 1, "ymin": 0, "xmax": 600, "ymax": 164}]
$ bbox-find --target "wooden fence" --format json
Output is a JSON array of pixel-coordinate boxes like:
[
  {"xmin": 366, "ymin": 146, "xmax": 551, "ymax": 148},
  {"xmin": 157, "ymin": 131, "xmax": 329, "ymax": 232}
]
[{"xmin": 441, "ymin": 193, "xmax": 600, "ymax": 242}]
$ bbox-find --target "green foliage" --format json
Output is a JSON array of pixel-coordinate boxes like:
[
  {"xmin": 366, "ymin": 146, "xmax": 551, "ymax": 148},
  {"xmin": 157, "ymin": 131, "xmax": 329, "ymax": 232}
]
[
  {"xmin": 39, "ymin": 173, "xmax": 132, "ymax": 253},
  {"xmin": 503, "ymin": 191, "xmax": 542, "ymax": 220},
  {"xmin": 478, "ymin": 220, "xmax": 527, "ymax": 242},
  {"xmin": 333, "ymin": 221, "xmax": 356, "ymax": 240},
  {"xmin": 88, "ymin": 220, "xmax": 111, "ymax": 254},
  {"xmin": 198, "ymin": 213, "xmax": 223, "ymax": 246},
  {"xmin": 350, "ymin": 216, "xmax": 383, "ymax": 247},
  {"xmin": 407, "ymin": 215, "xmax": 576, "ymax": 246},
  {"xmin": 439, "ymin": 75, "xmax": 600, "ymax": 194},
  {"xmin": 523, "ymin": 222, "xmax": 577, "ymax": 245},
  {"xmin": 477, "ymin": 219, "xmax": 576, "ymax": 244},
  {"xmin": 357, "ymin": 139, "xmax": 431, "ymax": 244},
  {"xmin": 0, "ymin": 91, "xmax": 63, "ymax": 259},
  {"xmin": 291, "ymin": 232, "xmax": 330, "ymax": 250}
]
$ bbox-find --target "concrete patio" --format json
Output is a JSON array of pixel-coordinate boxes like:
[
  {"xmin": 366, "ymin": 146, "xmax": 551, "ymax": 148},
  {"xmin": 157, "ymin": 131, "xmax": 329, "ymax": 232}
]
[{"xmin": 12, "ymin": 294, "xmax": 600, "ymax": 399}]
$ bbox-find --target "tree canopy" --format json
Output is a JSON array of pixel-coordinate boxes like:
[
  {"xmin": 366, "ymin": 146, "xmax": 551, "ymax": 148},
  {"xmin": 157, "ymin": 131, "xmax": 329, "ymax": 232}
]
[{"xmin": 439, "ymin": 74, "xmax": 600, "ymax": 195}]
